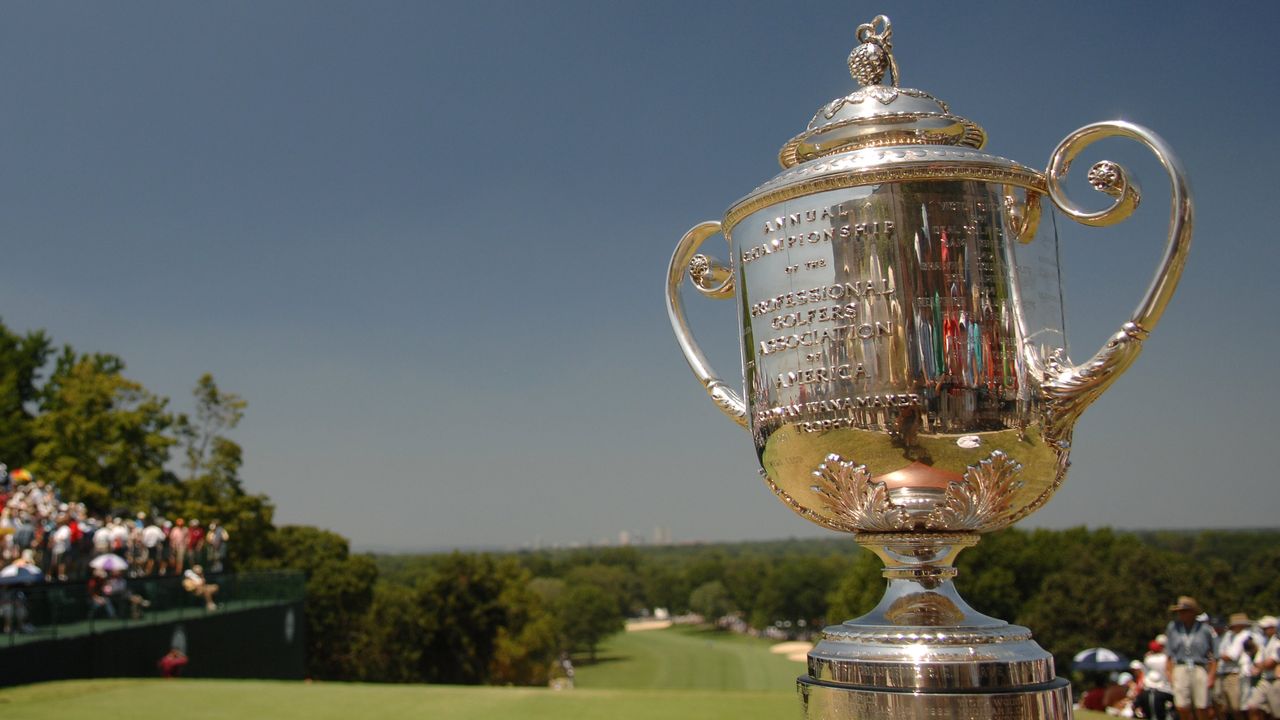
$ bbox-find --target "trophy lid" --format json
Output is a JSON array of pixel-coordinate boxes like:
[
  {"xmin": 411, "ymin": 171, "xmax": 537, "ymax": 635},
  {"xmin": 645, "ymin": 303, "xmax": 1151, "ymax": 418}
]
[
  {"xmin": 777, "ymin": 16, "xmax": 987, "ymax": 168},
  {"xmin": 723, "ymin": 15, "xmax": 1043, "ymax": 233}
]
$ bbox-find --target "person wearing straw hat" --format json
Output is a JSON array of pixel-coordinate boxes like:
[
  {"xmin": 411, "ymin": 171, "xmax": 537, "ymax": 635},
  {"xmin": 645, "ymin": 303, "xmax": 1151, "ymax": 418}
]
[
  {"xmin": 1166, "ymin": 595, "xmax": 1218, "ymax": 720},
  {"xmin": 1220, "ymin": 613, "xmax": 1263, "ymax": 719},
  {"xmin": 1245, "ymin": 616, "xmax": 1280, "ymax": 720}
]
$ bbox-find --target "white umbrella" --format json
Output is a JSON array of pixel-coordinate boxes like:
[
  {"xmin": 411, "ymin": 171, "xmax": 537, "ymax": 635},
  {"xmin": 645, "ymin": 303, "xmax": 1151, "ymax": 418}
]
[
  {"xmin": 1072, "ymin": 647, "xmax": 1129, "ymax": 672},
  {"xmin": 89, "ymin": 553, "xmax": 128, "ymax": 572}
]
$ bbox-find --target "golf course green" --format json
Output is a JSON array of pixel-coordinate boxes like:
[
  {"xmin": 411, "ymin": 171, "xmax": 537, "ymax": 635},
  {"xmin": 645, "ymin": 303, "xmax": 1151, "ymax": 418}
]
[{"xmin": 0, "ymin": 625, "xmax": 1105, "ymax": 719}]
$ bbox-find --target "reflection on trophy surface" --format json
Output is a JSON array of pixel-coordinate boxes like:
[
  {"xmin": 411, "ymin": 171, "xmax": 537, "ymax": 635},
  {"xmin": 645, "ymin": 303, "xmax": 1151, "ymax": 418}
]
[{"xmin": 665, "ymin": 15, "xmax": 1191, "ymax": 720}]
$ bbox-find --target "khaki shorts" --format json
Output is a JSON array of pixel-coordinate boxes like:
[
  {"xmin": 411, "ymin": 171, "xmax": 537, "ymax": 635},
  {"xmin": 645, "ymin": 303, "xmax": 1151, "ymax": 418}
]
[
  {"xmin": 1216, "ymin": 673, "xmax": 1241, "ymax": 712},
  {"xmin": 1172, "ymin": 664, "xmax": 1210, "ymax": 709},
  {"xmin": 1247, "ymin": 678, "xmax": 1280, "ymax": 716}
]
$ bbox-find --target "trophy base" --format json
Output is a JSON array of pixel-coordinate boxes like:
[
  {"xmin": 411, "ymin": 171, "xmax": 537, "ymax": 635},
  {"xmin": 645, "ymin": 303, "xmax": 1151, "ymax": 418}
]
[
  {"xmin": 799, "ymin": 677, "xmax": 1072, "ymax": 720},
  {"xmin": 798, "ymin": 533, "xmax": 1073, "ymax": 720}
]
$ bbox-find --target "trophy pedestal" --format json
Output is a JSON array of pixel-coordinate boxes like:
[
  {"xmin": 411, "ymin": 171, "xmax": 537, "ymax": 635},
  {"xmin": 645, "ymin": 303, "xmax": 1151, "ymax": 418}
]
[
  {"xmin": 798, "ymin": 534, "xmax": 1073, "ymax": 720},
  {"xmin": 799, "ymin": 679, "xmax": 1072, "ymax": 720}
]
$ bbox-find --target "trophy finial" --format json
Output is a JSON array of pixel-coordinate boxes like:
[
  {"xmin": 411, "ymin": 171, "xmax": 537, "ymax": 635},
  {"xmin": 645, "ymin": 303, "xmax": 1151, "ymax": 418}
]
[{"xmin": 848, "ymin": 15, "xmax": 898, "ymax": 87}]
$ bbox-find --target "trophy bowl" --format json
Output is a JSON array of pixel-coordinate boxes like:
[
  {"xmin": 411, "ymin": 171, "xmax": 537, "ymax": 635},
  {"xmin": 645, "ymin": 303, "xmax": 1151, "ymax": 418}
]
[{"xmin": 665, "ymin": 15, "xmax": 1191, "ymax": 720}]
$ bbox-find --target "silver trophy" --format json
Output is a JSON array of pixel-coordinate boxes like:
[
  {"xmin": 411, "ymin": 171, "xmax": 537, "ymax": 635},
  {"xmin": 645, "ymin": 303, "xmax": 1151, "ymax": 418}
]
[{"xmin": 665, "ymin": 15, "xmax": 1191, "ymax": 720}]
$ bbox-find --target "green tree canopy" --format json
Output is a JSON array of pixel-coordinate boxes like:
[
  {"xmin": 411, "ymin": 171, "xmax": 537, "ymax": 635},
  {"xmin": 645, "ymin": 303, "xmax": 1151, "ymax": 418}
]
[
  {"xmin": 174, "ymin": 373, "xmax": 273, "ymax": 565},
  {"xmin": 0, "ymin": 320, "xmax": 52, "ymax": 465},
  {"xmin": 557, "ymin": 583, "xmax": 624, "ymax": 662},
  {"xmin": 689, "ymin": 580, "xmax": 732, "ymax": 622},
  {"xmin": 30, "ymin": 348, "xmax": 176, "ymax": 512}
]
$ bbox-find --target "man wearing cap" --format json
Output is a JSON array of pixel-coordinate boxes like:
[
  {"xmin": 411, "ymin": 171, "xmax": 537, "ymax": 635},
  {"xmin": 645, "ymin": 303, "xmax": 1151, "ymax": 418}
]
[
  {"xmin": 1166, "ymin": 596, "xmax": 1218, "ymax": 720},
  {"xmin": 1221, "ymin": 613, "xmax": 1263, "ymax": 719},
  {"xmin": 1246, "ymin": 616, "xmax": 1280, "ymax": 720}
]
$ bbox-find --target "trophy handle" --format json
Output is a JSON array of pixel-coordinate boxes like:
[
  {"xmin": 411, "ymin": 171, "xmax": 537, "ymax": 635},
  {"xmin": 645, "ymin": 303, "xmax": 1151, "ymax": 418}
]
[
  {"xmin": 1040, "ymin": 121, "xmax": 1193, "ymax": 435},
  {"xmin": 665, "ymin": 220, "xmax": 749, "ymax": 428}
]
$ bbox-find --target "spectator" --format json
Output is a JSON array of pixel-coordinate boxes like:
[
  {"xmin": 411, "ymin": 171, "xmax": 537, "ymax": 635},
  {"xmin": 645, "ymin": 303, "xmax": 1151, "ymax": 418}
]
[
  {"xmin": 1139, "ymin": 636, "xmax": 1176, "ymax": 720},
  {"xmin": 141, "ymin": 519, "xmax": 165, "ymax": 575},
  {"xmin": 169, "ymin": 518, "xmax": 188, "ymax": 575},
  {"xmin": 182, "ymin": 565, "xmax": 218, "ymax": 611},
  {"xmin": 105, "ymin": 569, "xmax": 149, "ymax": 619},
  {"xmin": 1165, "ymin": 596, "xmax": 1218, "ymax": 720},
  {"xmin": 1219, "ymin": 613, "xmax": 1262, "ymax": 720},
  {"xmin": 206, "ymin": 521, "xmax": 228, "ymax": 573},
  {"xmin": 88, "ymin": 569, "xmax": 115, "ymax": 619},
  {"xmin": 1245, "ymin": 616, "xmax": 1280, "ymax": 720},
  {"xmin": 158, "ymin": 648, "xmax": 189, "ymax": 678},
  {"xmin": 188, "ymin": 519, "xmax": 205, "ymax": 568},
  {"xmin": 49, "ymin": 516, "xmax": 72, "ymax": 581},
  {"xmin": 128, "ymin": 515, "xmax": 145, "ymax": 575},
  {"xmin": 92, "ymin": 520, "xmax": 111, "ymax": 558}
]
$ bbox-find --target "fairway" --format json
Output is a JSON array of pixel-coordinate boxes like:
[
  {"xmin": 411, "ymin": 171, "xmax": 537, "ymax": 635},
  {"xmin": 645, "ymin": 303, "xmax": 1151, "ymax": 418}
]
[{"xmin": 574, "ymin": 624, "xmax": 803, "ymax": 691}]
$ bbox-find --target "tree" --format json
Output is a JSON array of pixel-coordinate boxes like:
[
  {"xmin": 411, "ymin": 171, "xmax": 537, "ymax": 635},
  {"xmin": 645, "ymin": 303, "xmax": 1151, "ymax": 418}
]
[
  {"xmin": 564, "ymin": 563, "xmax": 644, "ymax": 617},
  {"xmin": 307, "ymin": 553, "xmax": 380, "ymax": 678},
  {"xmin": 175, "ymin": 373, "xmax": 246, "ymax": 483},
  {"xmin": 750, "ymin": 556, "xmax": 841, "ymax": 630},
  {"xmin": 30, "ymin": 348, "xmax": 176, "ymax": 512},
  {"xmin": 353, "ymin": 583, "xmax": 425, "ymax": 683},
  {"xmin": 173, "ymin": 374, "xmax": 272, "ymax": 566},
  {"xmin": 558, "ymin": 583, "xmax": 624, "ymax": 662},
  {"xmin": 1019, "ymin": 529, "xmax": 1205, "ymax": 672},
  {"xmin": 722, "ymin": 556, "xmax": 770, "ymax": 620},
  {"xmin": 0, "ymin": 319, "xmax": 52, "ymax": 466},
  {"xmin": 413, "ymin": 553, "xmax": 543, "ymax": 684},
  {"xmin": 255, "ymin": 525, "xmax": 379, "ymax": 680},
  {"xmin": 489, "ymin": 572, "xmax": 559, "ymax": 685},
  {"xmin": 826, "ymin": 551, "xmax": 884, "ymax": 624},
  {"xmin": 689, "ymin": 580, "xmax": 732, "ymax": 623}
]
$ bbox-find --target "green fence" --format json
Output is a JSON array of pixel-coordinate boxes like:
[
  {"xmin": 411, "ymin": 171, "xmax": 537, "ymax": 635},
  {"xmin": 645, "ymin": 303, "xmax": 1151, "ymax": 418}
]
[{"xmin": 1, "ymin": 570, "xmax": 305, "ymax": 648}]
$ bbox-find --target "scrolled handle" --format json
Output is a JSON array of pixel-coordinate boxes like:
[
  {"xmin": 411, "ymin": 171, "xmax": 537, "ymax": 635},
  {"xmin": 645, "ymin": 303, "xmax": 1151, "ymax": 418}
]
[
  {"xmin": 665, "ymin": 221, "xmax": 748, "ymax": 428},
  {"xmin": 1040, "ymin": 121, "xmax": 1193, "ymax": 436}
]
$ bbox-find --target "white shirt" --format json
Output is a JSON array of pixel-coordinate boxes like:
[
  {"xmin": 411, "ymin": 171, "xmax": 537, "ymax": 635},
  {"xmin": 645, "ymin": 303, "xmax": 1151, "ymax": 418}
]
[
  {"xmin": 93, "ymin": 526, "xmax": 111, "ymax": 550},
  {"xmin": 1226, "ymin": 630, "xmax": 1263, "ymax": 675},
  {"xmin": 1255, "ymin": 634, "xmax": 1280, "ymax": 680},
  {"xmin": 1143, "ymin": 652, "xmax": 1172, "ymax": 694},
  {"xmin": 142, "ymin": 525, "xmax": 165, "ymax": 548},
  {"xmin": 51, "ymin": 525, "xmax": 72, "ymax": 554}
]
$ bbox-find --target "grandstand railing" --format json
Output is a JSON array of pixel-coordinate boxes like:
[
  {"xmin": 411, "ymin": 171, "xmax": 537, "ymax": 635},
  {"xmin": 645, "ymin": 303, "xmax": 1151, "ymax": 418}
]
[{"xmin": 0, "ymin": 569, "xmax": 305, "ymax": 647}]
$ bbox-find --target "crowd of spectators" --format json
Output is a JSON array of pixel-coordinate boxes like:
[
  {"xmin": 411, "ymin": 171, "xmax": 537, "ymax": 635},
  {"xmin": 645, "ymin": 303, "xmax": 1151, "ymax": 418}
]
[
  {"xmin": 0, "ymin": 465, "xmax": 230, "ymax": 582},
  {"xmin": 1080, "ymin": 596, "xmax": 1280, "ymax": 720},
  {"xmin": 1, "ymin": 466, "xmax": 231, "ymax": 633}
]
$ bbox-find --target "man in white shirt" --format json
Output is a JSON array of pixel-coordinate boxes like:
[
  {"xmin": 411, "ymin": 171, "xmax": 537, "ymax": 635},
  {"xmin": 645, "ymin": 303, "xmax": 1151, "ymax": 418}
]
[
  {"xmin": 1221, "ymin": 613, "xmax": 1263, "ymax": 719},
  {"xmin": 141, "ymin": 521, "xmax": 165, "ymax": 575},
  {"xmin": 92, "ymin": 523, "xmax": 111, "ymax": 556},
  {"xmin": 1246, "ymin": 616, "xmax": 1280, "ymax": 720},
  {"xmin": 49, "ymin": 518, "xmax": 72, "ymax": 581}
]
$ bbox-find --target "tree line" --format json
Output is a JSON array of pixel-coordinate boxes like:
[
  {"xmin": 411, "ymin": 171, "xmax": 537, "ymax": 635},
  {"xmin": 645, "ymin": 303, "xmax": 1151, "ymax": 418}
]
[{"xmin": 284, "ymin": 528, "xmax": 1275, "ymax": 686}]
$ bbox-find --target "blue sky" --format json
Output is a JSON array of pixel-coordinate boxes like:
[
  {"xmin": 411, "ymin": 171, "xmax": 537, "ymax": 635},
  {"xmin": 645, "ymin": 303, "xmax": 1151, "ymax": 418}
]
[{"xmin": 0, "ymin": 2, "xmax": 1274, "ymax": 550}]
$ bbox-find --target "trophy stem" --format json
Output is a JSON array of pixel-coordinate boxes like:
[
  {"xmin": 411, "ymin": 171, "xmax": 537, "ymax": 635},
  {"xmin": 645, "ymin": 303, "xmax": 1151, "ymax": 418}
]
[{"xmin": 798, "ymin": 533, "xmax": 1073, "ymax": 720}]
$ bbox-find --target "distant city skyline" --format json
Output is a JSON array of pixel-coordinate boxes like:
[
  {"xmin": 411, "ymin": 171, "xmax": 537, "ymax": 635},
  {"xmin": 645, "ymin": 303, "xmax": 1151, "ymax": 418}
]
[{"xmin": 0, "ymin": 3, "xmax": 1275, "ymax": 550}]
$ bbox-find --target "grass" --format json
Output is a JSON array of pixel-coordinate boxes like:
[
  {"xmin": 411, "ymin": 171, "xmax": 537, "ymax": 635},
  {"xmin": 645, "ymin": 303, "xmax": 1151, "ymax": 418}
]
[
  {"xmin": 574, "ymin": 624, "xmax": 802, "ymax": 691},
  {"xmin": 0, "ymin": 625, "xmax": 1104, "ymax": 719},
  {"xmin": 0, "ymin": 679, "xmax": 799, "ymax": 720}
]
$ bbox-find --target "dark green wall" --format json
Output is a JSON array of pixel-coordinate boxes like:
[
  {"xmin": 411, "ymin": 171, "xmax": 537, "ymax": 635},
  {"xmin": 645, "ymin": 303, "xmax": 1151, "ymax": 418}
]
[{"xmin": 0, "ymin": 601, "xmax": 306, "ymax": 686}]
